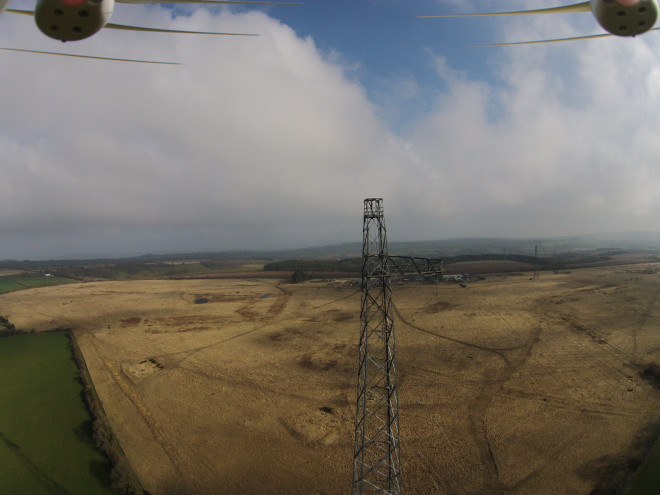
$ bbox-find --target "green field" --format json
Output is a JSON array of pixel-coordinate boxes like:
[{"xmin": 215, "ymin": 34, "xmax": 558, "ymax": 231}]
[
  {"xmin": 0, "ymin": 274, "xmax": 75, "ymax": 295},
  {"xmin": 0, "ymin": 332, "xmax": 113, "ymax": 495},
  {"xmin": 630, "ymin": 435, "xmax": 660, "ymax": 495}
]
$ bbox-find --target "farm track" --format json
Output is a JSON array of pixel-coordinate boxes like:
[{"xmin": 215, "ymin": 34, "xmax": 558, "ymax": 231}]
[
  {"xmin": 395, "ymin": 300, "xmax": 543, "ymax": 493},
  {"xmin": 494, "ymin": 389, "xmax": 636, "ymax": 418},
  {"xmin": 151, "ymin": 288, "xmax": 359, "ymax": 366},
  {"xmin": 395, "ymin": 305, "xmax": 518, "ymax": 366},
  {"xmin": 633, "ymin": 285, "xmax": 660, "ymax": 356}
]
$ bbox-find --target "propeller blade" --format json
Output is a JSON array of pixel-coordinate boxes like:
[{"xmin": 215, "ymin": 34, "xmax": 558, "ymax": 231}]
[
  {"xmin": 5, "ymin": 8, "xmax": 33, "ymax": 16},
  {"xmin": 7, "ymin": 9, "xmax": 258, "ymax": 36},
  {"xmin": 0, "ymin": 46, "xmax": 180, "ymax": 64},
  {"xmin": 474, "ymin": 26, "xmax": 660, "ymax": 46},
  {"xmin": 116, "ymin": 0, "xmax": 302, "ymax": 5},
  {"xmin": 0, "ymin": 0, "xmax": 10, "ymax": 15},
  {"xmin": 105, "ymin": 22, "xmax": 258, "ymax": 36},
  {"xmin": 419, "ymin": 2, "xmax": 591, "ymax": 18},
  {"xmin": 469, "ymin": 32, "xmax": 616, "ymax": 47}
]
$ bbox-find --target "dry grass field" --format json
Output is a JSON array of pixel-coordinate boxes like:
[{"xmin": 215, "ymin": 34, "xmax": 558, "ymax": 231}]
[{"xmin": 1, "ymin": 263, "xmax": 659, "ymax": 494}]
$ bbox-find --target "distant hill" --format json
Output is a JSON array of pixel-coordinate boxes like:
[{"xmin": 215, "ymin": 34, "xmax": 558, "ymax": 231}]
[
  {"xmin": 254, "ymin": 232, "xmax": 660, "ymax": 260},
  {"xmin": 1, "ymin": 232, "xmax": 659, "ymax": 269},
  {"xmin": 386, "ymin": 233, "xmax": 660, "ymax": 258}
]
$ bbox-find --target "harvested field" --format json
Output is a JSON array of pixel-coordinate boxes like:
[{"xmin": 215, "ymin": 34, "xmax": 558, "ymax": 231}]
[{"xmin": 1, "ymin": 264, "xmax": 659, "ymax": 494}]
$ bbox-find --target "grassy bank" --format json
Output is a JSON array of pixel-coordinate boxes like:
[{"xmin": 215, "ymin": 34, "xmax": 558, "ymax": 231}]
[
  {"xmin": 69, "ymin": 331, "xmax": 146, "ymax": 495},
  {"xmin": 0, "ymin": 332, "xmax": 114, "ymax": 494}
]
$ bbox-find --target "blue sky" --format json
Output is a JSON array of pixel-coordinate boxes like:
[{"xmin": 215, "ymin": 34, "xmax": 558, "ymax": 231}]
[
  {"xmin": 270, "ymin": 0, "xmax": 500, "ymax": 130},
  {"xmin": 0, "ymin": 1, "xmax": 659, "ymax": 259}
]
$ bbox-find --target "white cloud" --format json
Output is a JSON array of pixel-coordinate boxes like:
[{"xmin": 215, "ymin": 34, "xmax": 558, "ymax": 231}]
[
  {"xmin": 0, "ymin": 4, "xmax": 659, "ymax": 259},
  {"xmin": 0, "ymin": 6, "xmax": 403, "ymax": 256},
  {"xmin": 405, "ymin": 19, "xmax": 660, "ymax": 238}
]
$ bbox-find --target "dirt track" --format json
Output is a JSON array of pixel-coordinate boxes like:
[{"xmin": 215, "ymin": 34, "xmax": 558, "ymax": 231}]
[{"xmin": 2, "ymin": 263, "xmax": 659, "ymax": 494}]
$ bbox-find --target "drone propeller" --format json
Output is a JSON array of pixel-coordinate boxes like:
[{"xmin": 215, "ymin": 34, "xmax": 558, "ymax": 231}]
[
  {"xmin": 0, "ymin": 46, "xmax": 179, "ymax": 63},
  {"xmin": 104, "ymin": 23, "xmax": 257, "ymax": 36},
  {"xmin": 116, "ymin": 0, "xmax": 302, "ymax": 4},
  {"xmin": 469, "ymin": 27, "xmax": 660, "ymax": 47},
  {"xmin": 419, "ymin": 2, "xmax": 592, "ymax": 19},
  {"xmin": 469, "ymin": 33, "xmax": 614, "ymax": 47},
  {"xmin": 419, "ymin": 2, "xmax": 660, "ymax": 46},
  {"xmin": 1, "ymin": 0, "xmax": 301, "ymax": 62},
  {"xmin": 6, "ymin": 9, "xmax": 259, "ymax": 36}
]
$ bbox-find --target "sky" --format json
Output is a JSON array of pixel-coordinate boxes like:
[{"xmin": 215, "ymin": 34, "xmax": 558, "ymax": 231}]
[{"xmin": 1, "ymin": 0, "xmax": 659, "ymax": 259}]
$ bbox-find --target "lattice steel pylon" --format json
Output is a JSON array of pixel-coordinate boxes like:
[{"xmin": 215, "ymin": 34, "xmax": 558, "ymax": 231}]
[
  {"xmin": 533, "ymin": 245, "xmax": 540, "ymax": 280},
  {"xmin": 353, "ymin": 198, "xmax": 401, "ymax": 494}
]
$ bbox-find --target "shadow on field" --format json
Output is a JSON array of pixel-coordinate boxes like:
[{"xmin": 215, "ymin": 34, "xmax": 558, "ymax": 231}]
[
  {"xmin": 74, "ymin": 419, "xmax": 96, "ymax": 447},
  {"xmin": 0, "ymin": 430, "xmax": 70, "ymax": 495},
  {"xmin": 640, "ymin": 362, "xmax": 660, "ymax": 390},
  {"xmin": 72, "ymin": 420, "xmax": 113, "ymax": 488},
  {"xmin": 89, "ymin": 459, "xmax": 113, "ymax": 489},
  {"xmin": 577, "ymin": 421, "xmax": 660, "ymax": 494}
]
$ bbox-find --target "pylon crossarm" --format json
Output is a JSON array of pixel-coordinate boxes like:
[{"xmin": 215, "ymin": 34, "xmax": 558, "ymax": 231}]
[{"xmin": 387, "ymin": 255, "xmax": 443, "ymax": 276}]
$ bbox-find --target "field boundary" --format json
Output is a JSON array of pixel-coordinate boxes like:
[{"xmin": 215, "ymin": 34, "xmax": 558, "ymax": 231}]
[{"xmin": 68, "ymin": 330, "xmax": 148, "ymax": 495}]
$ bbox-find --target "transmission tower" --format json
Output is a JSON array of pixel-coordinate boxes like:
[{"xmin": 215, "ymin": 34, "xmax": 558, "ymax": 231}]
[
  {"xmin": 533, "ymin": 245, "xmax": 539, "ymax": 280},
  {"xmin": 353, "ymin": 199, "xmax": 442, "ymax": 494},
  {"xmin": 353, "ymin": 198, "xmax": 400, "ymax": 494}
]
